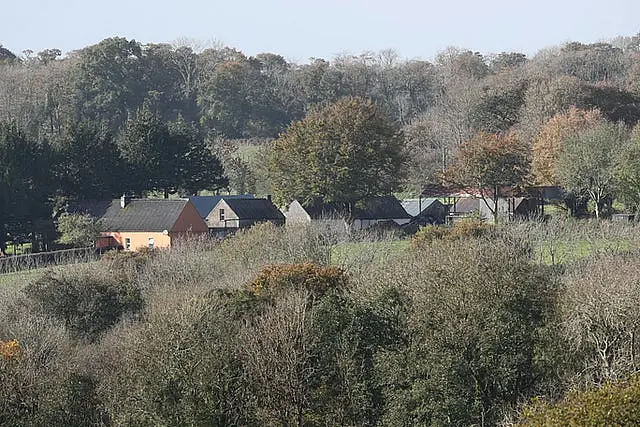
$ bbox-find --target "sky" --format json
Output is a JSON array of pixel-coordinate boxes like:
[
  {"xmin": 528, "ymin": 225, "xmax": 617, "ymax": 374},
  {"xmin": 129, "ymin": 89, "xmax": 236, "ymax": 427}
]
[{"xmin": 3, "ymin": 0, "xmax": 640, "ymax": 62}]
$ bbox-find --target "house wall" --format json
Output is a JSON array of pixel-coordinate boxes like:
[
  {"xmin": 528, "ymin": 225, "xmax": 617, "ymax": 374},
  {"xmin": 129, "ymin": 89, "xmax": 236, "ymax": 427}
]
[
  {"xmin": 100, "ymin": 231, "xmax": 171, "ymax": 251},
  {"xmin": 208, "ymin": 200, "xmax": 284, "ymax": 231},
  {"xmin": 284, "ymin": 200, "xmax": 311, "ymax": 224},
  {"xmin": 207, "ymin": 200, "xmax": 239, "ymax": 229},
  {"xmin": 171, "ymin": 201, "xmax": 209, "ymax": 234}
]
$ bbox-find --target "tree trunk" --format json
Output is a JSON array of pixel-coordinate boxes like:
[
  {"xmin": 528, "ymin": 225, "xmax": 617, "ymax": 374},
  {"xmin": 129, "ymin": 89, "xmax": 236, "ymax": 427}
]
[
  {"xmin": 492, "ymin": 186, "xmax": 499, "ymax": 224},
  {"xmin": 593, "ymin": 191, "xmax": 600, "ymax": 219}
]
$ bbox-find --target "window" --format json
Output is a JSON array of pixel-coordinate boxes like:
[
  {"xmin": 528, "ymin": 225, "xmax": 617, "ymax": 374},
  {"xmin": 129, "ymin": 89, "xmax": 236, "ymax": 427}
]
[
  {"xmin": 125, "ymin": 237, "xmax": 131, "ymax": 250},
  {"xmin": 148, "ymin": 237, "xmax": 154, "ymax": 250},
  {"xmin": 219, "ymin": 208, "xmax": 225, "ymax": 221}
]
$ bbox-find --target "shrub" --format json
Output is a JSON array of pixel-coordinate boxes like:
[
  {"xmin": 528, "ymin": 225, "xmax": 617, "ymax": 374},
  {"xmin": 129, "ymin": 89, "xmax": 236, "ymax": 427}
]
[
  {"xmin": 519, "ymin": 375, "xmax": 640, "ymax": 425},
  {"xmin": 411, "ymin": 219, "xmax": 489, "ymax": 249},
  {"xmin": 0, "ymin": 339, "xmax": 22, "ymax": 360},
  {"xmin": 410, "ymin": 224, "xmax": 449, "ymax": 248},
  {"xmin": 367, "ymin": 234, "xmax": 552, "ymax": 426},
  {"xmin": 101, "ymin": 248, "xmax": 156, "ymax": 278},
  {"xmin": 248, "ymin": 262, "xmax": 348, "ymax": 300},
  {"xmin": 448, "ymin": 218, "xmax": 488, "ymax": 239},
  {"xmin": 24, "ymin": 270, "xmax": 144, "ymax": 341}
]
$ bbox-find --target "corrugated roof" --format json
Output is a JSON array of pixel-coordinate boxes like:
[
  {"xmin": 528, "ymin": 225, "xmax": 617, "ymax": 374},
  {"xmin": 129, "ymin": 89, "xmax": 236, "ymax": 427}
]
[
  {"xmin": 69, "ymin": 199, "xmax": 189, "ymax": 232},
  {"xmin": 190, "ymin": 194, "xmax": 254, "ymax": 218},
  {"xmin": 401, "ymin": 198, "xmax": 441, "ymax": 217},
  {"xmin": 222, "ymin": 198, "xmax": 285, "ymax": 220}
]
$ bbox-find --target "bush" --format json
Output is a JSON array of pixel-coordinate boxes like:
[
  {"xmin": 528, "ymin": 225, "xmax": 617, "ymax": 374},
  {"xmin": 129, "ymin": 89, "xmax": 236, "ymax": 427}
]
[
  {"xmin": 24, "ymin": 270, "xmax": 144, "ymax": 341},
  {"xmin": 248, "ymin": 262, "xmax": 348, "ymax": 300},
  {"xmin": 519, "ymin": 375, "xmax": 640, "ymax": 425},
  {"xmin": 411, "ymin": 219, "xmax": 489, "ymax": 249},
  {"xmin": 365, "ymin": 234, "xmax": 552, "ymax": 426}
]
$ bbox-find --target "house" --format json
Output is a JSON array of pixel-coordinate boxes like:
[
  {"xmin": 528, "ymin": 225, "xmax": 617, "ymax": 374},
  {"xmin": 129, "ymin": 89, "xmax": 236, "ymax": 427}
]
[
  {"xmin": 284, "ymin": 196, "xmax": 411, "ymax": 231},
  {"xmin": 189, "ymin": 194, "xmax": 254, "ymax": 222},
  {"xmin": 477, "ymin": 197, "xmax": 540, "ymax": 221},
  {"xmin": 447, "ymin": 197, "xmax": 480, "ymax": 223},
  {"xmin": 401, "ymin": 198, "xmax": 448, "ymax": 225},
  {"xmin": 69, "ymin": 196, "xmax": 208, "ymax": 251},
  {"xmin": 421, "ymin": 183, "xmax": 544, "ymax": 223},
  {"xmin": 207, "ymin": 197, "xmax": 285, "ymax": 235}
]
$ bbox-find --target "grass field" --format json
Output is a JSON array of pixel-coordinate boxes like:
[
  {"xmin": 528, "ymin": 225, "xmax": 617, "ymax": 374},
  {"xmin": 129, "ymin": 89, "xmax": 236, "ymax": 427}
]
[{"xmin": 0, "ymin": 268, "xmax": 48, "ymax": 291}]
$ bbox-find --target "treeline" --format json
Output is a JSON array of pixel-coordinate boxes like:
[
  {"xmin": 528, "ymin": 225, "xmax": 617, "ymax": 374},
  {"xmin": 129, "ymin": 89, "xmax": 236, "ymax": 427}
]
[
  {"xmin": 3, "ymin": 220, "xmax": 640, "ymax": 425},
  {"xmin": 3, "ymin": 35, "xmax": 640, "ymax": 192},
  {"xmin": 3, "ymin": 36, "xmax": 640, "ymax": 143}
]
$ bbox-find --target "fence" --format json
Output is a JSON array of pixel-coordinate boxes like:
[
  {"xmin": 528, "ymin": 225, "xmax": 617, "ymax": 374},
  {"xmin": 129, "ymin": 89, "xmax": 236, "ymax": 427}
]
[{"xmin": 0, "ymin": 247, "xmax": 102, "ymax": 274}]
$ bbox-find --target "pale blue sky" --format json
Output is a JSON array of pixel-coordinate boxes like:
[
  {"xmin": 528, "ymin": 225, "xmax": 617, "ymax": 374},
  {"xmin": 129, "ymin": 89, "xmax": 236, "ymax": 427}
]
[{"xmin": 3, "ymin": 0, "xmax": 639, "ymax": 62}]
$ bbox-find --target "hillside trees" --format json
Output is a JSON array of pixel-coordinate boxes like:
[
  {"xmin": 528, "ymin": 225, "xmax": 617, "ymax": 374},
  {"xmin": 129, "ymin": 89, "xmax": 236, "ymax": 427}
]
[
  {"xmin": 615, "ymin": 127, "xmax": 640, "ymax": 213},
  {"xmin": 269, "ymin": 96, "xmax": 405, "ymax": 204},
  {"xmin": 55, "ymin": 121, "xmax": 123, "ymax": 199},
  {"xmin": 140, "ymin": 43, "xmax": 199, "ymax": 123},
  {"xmin": 198, "ymin": 51, "xmax": 295, "ymax": 138},
  {"xmin": 72, "ymin": 37, "xmax": 145, "ymax": 130},
  {"xmin": 531, "ymin": 107, "xmax": 605, "ymax": 186},
  {"xmin": 168, "ymin": 116, "xmax": 227, "ymax": 195}
]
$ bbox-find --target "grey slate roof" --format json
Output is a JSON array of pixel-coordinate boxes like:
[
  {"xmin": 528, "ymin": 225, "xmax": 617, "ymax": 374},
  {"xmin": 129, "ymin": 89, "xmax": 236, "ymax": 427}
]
[
  {"xmin": 69, "ymin": 199, "xmax": 189, "ymax": 232},
  {"xmin": 190, "ymin": 194, "xmax": 254, "ymax": 219},
  {"xmin": 401, "ymin": 198, "xmax": 442, "ymax": 217},
  {"xmin": 223, "ymin": 198, "xmax": 285, "ymax": 221}
]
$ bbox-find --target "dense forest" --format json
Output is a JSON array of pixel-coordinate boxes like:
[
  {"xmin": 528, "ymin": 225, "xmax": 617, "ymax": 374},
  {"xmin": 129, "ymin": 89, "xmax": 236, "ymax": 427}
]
[{"xmin": 5, "ymin": 34, "xmax": 640, "ymax": 425}]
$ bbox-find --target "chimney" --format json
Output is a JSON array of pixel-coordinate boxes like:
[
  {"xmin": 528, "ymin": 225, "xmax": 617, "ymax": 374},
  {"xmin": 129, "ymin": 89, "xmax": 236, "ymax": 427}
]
[
  {"xmin": 267, "ymin": 194, "xmax": 272, "ymax": 202},
  {"xmin": 120, "ymin": 193, "xmax": 132, "ymax": 208}
]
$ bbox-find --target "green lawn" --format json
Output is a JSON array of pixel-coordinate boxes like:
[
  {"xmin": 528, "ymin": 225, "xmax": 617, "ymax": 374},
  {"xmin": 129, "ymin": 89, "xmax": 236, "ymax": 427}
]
[{"xmin": 535, "ymin": 237, "xmax": 634, "ymax": 266}]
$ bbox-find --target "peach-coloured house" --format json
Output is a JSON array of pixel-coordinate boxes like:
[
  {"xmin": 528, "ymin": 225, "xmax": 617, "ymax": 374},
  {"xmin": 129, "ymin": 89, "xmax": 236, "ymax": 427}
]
[{"xmin": 70, "ymin": 196, "xmax": 208, "ymax": 251}]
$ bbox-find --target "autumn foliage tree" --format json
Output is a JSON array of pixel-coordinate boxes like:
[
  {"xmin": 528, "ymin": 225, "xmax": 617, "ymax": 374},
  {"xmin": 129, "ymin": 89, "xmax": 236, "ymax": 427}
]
[
  {"xmin": 531, "ymin": 107, "xmax": 605, "ymax": 186},
  {"xmin": 445, "ymin": 131, "xmax": 530, "ymax": 223}
]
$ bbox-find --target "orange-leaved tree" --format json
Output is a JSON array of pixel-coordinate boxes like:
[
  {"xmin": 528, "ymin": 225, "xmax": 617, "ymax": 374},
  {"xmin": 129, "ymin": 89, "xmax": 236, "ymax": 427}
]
[
  {"xmin": 531, "ymin": 106, "xmax": 605, "ymax": 186},
  {"xmin": 445, "ymin": 131, "xmax": 530, "ymax": 223}
]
